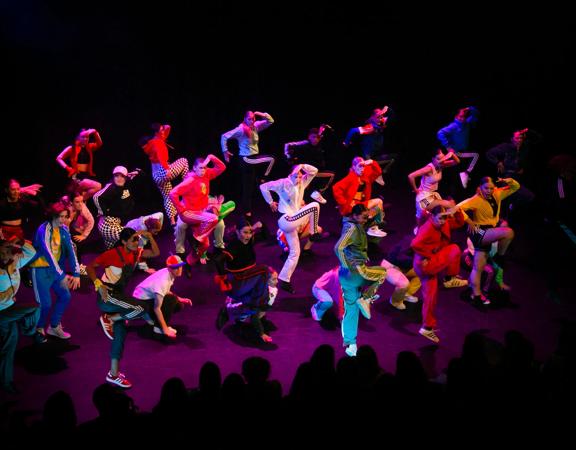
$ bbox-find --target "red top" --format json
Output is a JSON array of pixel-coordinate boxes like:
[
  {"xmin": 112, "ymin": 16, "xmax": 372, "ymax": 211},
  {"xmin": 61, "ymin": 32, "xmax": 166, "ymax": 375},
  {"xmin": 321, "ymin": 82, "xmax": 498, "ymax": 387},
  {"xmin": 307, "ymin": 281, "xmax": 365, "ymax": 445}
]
[
  {"xmin": 170, "ymin": 159, "xmax": 226, "ymax": 212},
  {"xmin": 411, "ymin": 211, "xmax": 464, "ymax": 259},
  {"xmin": 332, "ymin": 161, "xmax": 382, "ymax": 215},
  {"xmin": 94, "ymin": 246, "xmax": 139, "ymax": 268},
  {"xmin": 143, "ymin": 137, "xmax": 170, "ymax": 170}
]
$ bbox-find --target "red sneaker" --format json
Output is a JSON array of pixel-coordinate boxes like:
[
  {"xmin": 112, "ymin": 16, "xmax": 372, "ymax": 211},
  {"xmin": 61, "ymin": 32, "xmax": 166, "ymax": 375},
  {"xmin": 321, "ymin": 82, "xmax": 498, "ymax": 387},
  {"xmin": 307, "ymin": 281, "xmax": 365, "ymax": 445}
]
[
  {"xmin": 99, "ymin": 314, "xmax": 114, "ymax": 340},
  {"xmin": 106, "ymin": 371, "xmax": 132, "ymax": 389}
]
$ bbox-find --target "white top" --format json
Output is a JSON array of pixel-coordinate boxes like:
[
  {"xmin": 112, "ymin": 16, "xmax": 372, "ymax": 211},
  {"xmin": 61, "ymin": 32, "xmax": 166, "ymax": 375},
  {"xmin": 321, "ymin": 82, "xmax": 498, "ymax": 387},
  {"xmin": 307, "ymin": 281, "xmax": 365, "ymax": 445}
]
[
  {"xmin": 418, "ymin": 163, "xmax": 442, "ymax": 194},
  {"xmin": 132, "ymin": 267, "xmax": 175, "ymax": 300},
  {"xmin": 221, "ymin": 113, "xmax": 274, "ymax": 157},
  {"xmin": 259, "ymin": 164, "xmax": 318, "ymax": 215},
  {"xmin": 125, "ymin": 212, "xmax": 164, "ymax": 232}
]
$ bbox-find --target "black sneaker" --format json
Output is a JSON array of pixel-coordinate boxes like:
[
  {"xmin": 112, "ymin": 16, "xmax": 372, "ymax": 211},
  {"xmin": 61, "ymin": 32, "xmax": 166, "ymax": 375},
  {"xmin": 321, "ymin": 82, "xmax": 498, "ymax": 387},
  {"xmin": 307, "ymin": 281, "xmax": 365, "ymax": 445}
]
[
  {"xmin": 309, "ymin": 233, "xmax": 323, "ymax": 242},
  {"xmin": 279, "ymin": 279, "xmax": 296, "ymax": 294},
  {"xmin": 215, "ymin": 306, "xmax": 229, "ymax": 330}
]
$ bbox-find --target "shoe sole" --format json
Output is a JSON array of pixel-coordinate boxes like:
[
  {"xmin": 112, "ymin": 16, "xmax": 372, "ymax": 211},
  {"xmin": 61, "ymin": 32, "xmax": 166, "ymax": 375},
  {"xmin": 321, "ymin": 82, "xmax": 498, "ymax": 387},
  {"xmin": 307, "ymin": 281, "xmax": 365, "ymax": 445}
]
[
  {"xmin": 106, "ymin": 378, "xmax": 132, "ymax": 389},
  {"xmin": 99, "ymin": 316, "xmax": 114, "ymax": 340},
  {"xmin": 46, "ymin": 330, "xmax": 71, "ymax": 339}
]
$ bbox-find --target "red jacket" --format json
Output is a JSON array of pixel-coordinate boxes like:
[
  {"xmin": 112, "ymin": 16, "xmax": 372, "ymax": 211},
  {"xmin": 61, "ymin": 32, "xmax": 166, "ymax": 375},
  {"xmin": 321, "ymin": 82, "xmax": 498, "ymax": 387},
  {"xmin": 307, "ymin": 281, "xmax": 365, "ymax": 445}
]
[
  {"xmin": 411, "ymin": 211, "xmax": 464, "ymax": 259},
  {"xmin": 143, "ymin": 137, "xmax": 170, "ymax": 170},
  {"xmin": 332, "ymin": 161, "xmax": 382, "ymax": 215}
]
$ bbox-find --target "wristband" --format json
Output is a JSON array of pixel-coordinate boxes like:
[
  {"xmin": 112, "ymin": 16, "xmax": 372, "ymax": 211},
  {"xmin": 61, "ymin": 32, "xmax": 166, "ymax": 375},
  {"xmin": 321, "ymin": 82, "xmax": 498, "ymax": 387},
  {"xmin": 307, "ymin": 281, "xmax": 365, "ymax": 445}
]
[{"xmin": 93, "ymin": 279, "xmax": 103, "ymax": 292}]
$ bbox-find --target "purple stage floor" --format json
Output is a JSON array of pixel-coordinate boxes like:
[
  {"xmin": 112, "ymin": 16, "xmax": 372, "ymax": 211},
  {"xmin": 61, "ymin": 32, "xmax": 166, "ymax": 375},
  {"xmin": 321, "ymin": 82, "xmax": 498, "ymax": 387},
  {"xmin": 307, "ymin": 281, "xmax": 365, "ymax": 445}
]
[{"xmin": 2, "ymin": 182, "xmax": 575, "ymax": 423}]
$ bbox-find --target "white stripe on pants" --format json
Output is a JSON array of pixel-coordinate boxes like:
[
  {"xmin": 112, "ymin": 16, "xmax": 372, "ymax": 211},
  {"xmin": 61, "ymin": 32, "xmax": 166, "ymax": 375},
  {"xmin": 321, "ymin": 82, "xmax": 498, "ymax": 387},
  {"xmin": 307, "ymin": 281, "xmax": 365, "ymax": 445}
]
[
  {"xmin": 180, "ymin": 210, "xmax": 218, "ymax": 241},
  {"xmin": 277, "ymin": 202, "xmax": 320, "ymax": 282}
]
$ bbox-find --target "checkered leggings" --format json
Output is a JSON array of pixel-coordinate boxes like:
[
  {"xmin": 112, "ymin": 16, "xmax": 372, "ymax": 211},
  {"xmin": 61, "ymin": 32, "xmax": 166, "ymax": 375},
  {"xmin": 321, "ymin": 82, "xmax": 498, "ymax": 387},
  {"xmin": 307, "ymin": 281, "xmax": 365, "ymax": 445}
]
[
  {"xmin": 98, "ymin": 216, "xmax": 123, "ymax": 249},
  {"xmin": 152, "ymin": 158, "xmax": 189, "ymax": 222}
]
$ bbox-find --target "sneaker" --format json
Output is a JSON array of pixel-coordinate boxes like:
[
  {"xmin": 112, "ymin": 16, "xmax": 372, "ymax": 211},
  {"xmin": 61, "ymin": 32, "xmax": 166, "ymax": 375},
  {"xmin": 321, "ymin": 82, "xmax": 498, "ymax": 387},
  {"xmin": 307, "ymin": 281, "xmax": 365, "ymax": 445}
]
[
  {"xmin": 357, "ymin": 297, "xmax": 372, "ymax": 319},
  {"xmin": 459, "ymin": 171, "xmax": 470, "ymax": 189},
  {"xmin": 79, "ymin": 264, "xmax": 87, "ymax": 276},
  {"xmin": 471, "ymin": 293, "xmax": 491, "ymax": 306},
  {"xmin": 153, "ymin": 326, "xmax": 177, "ymax": 335},
  {"xmin": 366, "ymin": 226, "xmax": 387, "ymax": 238},
  {"xmin": 46, "ymin": 324, "xmax": 71, "ymax": 340},
  {"xmin": 345, "ymin": 344, "xmax": 358, "ymax": 357},
  {"xmin": 279, "ymin": 279, "xmax": 296, "ymax": 294},
  {"xmin": 308, "ymin": 232, "xmax": 324, "ymax": 242},
  {"xmin": 106, "ymin": 371, "xmax": 132, "ymax": 389},
  {"xmin": 99, "ymin": 314, "xmax": 114, "ymax": 340},
  {"xmin": 419, "ymin": 327, "xmax": 440, "ymax": 344},
  {"xmin": 311, "ymin": 305, "xmax": 321, "ymax": 321},
  {"xmin": 443, "ymin": 276, "xmax": 469, "ymax": 289},
  {"xmin": 216, "ymin": 306, "xmax": 229, "ymax": 330},
  {"xmin": 310, "ymin": 190, "xmax": 327, "ymax": 204},
  {"xmin": 34, "ymin": 328, "xmax": 47, "ymax": 344},
  {"xmin": 389, "ymin": 298, "xmax": 406, "ymax": 310},
  {"xmin": 404, "ymin": 294, "xmax": 419, "ymax": 303},
  {"xmin": 260, "ymin": 333, "xmax": 273, "ymax": 343}
]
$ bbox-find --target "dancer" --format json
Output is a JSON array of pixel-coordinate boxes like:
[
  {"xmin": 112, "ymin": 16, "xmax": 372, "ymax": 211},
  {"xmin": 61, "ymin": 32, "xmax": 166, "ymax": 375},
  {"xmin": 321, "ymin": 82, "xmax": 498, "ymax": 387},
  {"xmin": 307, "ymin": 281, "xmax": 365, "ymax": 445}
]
[
  {"xmin": 343, "ymin": 106, "xmax": 397, "ymax": 175},
  {"xmin": 452, "ymin": 176, "xmax": 519, "ymax": 305},
  {"xmin": 213, "ymin": 218, "xmax": 277, "ymax": 343},
  {"xmin": 87, "ymin": 227, "xmax": 160, "ymax": 389},
  {"xmin": 169, "ymin": 154, "xmax": 229, "ymax": 266},
  {"xmin": 221, "ymin": 110, "xmax": 275, "ymax": 217},
  {"xmin": 284, "ymin": 125, "xmax": 335, "ymax": 204},
  {"xmin": 310, "ymin": 266, "xmax": 343, "ymax": 321},
  {"xmin": 125, "ymin": 212, "xmax": 164, "ymax": 273},
  {"xmin": 92, "ymin": 166, "xmax": 141, "ymax": 250},
  {"xmin": 437, "ymin": 106, "xmax": 479, "ymax": 190},
  {"xmin": 408, "ymin": 149, "xmax": 460, "ymax": 231},
  {"xmin": 60, "ymin": 191, "xmax": 94, "ymax": 270},
  {"xmin": 132, "ymin": 255, "xmax": 192, "ymax": 338},
  {"xmin": 0, "ymin": 236, "xmax": 38, "ymax": 393},
  {"xmin": 29, "ymin": 202, "xmax": 81, "ymax": 343},
  {"xmin": 335, "ymin": 204, "xmax": 387, "ymax": 357},
  {"xmin": 411, "ymin": 201, "xmax": 468, "ymax": 344},
  {"xmin": 56, "ymin": 128, "xmax": 103, "ymax": 200},
  {"xmin": 142, "ymin": 123, "xmax": 189, "ymax": 226},
  {"xmin": 0, "ymin": 179, "xmax": 44, "ymax": 242},
  {"xmin": 332, "ymin": 157, "xmax": 387, "ymax": 237},
  {"xmin": 260, "ymin": 164, "xmax": 324, "ymax": 294}
]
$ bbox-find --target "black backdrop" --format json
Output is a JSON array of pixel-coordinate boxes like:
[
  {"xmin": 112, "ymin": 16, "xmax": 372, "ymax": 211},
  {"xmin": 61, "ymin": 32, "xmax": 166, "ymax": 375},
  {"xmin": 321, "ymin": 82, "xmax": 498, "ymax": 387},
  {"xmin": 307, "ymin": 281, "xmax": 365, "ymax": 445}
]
[{"xmin": 2, "ymin": 1, "xmax": 574, "ymax": 207}]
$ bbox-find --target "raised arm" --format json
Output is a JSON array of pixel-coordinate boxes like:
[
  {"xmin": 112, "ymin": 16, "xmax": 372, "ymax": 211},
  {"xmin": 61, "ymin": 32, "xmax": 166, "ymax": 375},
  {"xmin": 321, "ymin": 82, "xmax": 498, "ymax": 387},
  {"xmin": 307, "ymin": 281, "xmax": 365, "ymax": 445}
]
[{"xmin": 253, "ymin": 112, "xmax": 274, "ymax": 131}]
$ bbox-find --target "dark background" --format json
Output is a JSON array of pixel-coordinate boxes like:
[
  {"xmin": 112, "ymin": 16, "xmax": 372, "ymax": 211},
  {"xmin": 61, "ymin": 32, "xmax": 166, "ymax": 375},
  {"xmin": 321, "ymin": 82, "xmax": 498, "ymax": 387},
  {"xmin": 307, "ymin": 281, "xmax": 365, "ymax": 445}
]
[{"xmin": 1, "ymin": 1, "xmax": 574, "ymax": 206}]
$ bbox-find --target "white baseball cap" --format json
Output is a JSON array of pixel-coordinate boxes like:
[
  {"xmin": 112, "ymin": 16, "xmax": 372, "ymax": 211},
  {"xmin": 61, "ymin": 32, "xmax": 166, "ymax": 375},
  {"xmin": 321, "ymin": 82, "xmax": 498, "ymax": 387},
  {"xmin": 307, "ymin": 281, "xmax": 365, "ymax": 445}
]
[{"xmin": 112, "ymin": 166, "xmax": 128, "ymax": 177}]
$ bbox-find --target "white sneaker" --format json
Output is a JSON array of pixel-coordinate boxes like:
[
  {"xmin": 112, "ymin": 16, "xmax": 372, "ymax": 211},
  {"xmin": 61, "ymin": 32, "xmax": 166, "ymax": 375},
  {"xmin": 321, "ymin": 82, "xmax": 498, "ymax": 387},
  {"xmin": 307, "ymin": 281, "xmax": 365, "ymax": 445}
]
[
  {"xmin": 153, "ymin": 326, "xmax": 177, "ymax": 335},
  {"xmin": 443, "ymin": 276, "xmax": 469, "ymax": 289},
  {"xmin": 345, "ymin": 344, "xmax": 357, "ymax": 357},
  {"xmin": 459, "ymin": 171, "xmax": 470, "ymax": 189},
  {"xmin": 419, "ymin": 327, "xmax": 440, "ymax": 344},
  {"xmin": 46, "ymin": 324, "xmax": 71, "ymax": 340},
  {"xmin": 366, "ymin": 225, "xmax": 387, "ymax": 238},
  {"xmin": 310, "ymin": 190, "xmax": 327, "ymax": 204},
  {"xmin": 404, "ymin": 294, "xmax": 419, "ymax": 303},
  {"xmin": 357, "ymin": 297, "xmax": 371, "ymax": 319}
]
